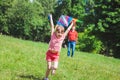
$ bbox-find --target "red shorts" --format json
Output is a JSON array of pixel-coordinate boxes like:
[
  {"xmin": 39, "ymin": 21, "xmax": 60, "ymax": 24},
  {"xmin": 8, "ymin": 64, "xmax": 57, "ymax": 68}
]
[{"xmin": 46, "ymin": 50, "xmax": 59, "ymax": 62}]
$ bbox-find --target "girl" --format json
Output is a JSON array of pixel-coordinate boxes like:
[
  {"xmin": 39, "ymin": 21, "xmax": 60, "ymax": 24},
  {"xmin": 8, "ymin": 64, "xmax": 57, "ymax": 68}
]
[{"xmin": 44, "ymin": 14, "xmax": 73, "ymax": 80}]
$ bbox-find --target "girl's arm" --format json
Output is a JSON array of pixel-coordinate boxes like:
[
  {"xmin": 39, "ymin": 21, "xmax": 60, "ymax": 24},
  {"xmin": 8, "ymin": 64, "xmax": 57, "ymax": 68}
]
[
  {"xmin": 49, "ymin": 14, "xmax": 55, "ymax": 35},
  {"xmin": 64, "ymin": 22, "xmax": 73, "ymax": 37}
]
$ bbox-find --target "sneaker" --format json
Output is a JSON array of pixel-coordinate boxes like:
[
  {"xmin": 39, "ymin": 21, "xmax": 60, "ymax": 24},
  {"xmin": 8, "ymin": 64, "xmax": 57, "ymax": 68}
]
[{"xmin": 43, "ymin": 78, "xmax": 49, "ymax": 80}]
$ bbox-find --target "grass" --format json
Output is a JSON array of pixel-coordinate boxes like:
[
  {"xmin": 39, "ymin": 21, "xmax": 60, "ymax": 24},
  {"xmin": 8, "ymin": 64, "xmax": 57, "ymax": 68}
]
[{"xmin": 0, "ymin": 35, "xmax": 120, "ymax": 80}]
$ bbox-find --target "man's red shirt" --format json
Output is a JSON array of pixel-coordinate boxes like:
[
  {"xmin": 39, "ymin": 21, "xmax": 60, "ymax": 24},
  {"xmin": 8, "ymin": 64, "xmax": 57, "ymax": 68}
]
[{"xmin": 68, "ymin": 30, "xmax": 78, "ymax": 41}]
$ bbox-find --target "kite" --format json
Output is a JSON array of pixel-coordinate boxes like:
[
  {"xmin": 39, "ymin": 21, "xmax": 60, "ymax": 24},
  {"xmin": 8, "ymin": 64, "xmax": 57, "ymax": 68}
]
[{"xmin": 57, "ymin": 15, "xmax": 82, "ymax": 27}]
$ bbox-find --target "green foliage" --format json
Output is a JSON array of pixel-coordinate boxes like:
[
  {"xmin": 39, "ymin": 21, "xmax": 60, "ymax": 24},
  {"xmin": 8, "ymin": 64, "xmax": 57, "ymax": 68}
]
[
  {"xmin": 0, "ymin": 0, "xmax": 12, "ymax": 34},
  {"xmin": 0, "ymin": 0, "xmax": 56, "ymax": 41},
  {"xmin": 92, "ymin": 0, "xmax": 120, "ymax": 57},
  {"xmin": 79, "ymin": 0, "xmax": 120, "ymax": 57},
  {"xmin": 38, "ymin": 0, "xmax": 56, "ymax": 15},
  {"xmin": 55, "ymin": 0, "xmax": 71, "ymax": 15},
  {"xmin": 77, "ymin": 24, "xmax": 103, "ymax": 54},
  {"xmin": 6, "ymin": 0, "xmax": 45, "ymax": 40}
]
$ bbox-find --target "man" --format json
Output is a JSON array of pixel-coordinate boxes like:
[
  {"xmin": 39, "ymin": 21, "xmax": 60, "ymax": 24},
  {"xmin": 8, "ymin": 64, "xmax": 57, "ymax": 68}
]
[{"xmin": 67, "ymin": 22, "xmax": 78, "ymax": 57}]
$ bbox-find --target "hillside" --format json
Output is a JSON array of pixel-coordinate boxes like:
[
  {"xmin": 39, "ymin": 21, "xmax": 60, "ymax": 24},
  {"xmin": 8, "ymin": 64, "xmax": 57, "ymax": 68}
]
[{"xmin": 0, "ymin": 35, "xmax": 120, "ymax": 80}]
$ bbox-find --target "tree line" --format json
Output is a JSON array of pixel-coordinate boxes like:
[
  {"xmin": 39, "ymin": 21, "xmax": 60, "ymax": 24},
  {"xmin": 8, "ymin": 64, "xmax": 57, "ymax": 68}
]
[{"xmin": 0, "ymin": 0, "xmax": 120, "ymax": 58}]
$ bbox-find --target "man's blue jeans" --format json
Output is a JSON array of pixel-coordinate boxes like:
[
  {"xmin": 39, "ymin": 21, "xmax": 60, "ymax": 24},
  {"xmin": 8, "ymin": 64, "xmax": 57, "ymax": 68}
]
[{"xmin": 67, "ymin": 41, "xmax": 76, "ymax": 57}]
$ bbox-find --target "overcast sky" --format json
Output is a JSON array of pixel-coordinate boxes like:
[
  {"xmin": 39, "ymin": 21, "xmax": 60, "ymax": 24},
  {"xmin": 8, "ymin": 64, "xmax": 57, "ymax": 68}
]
[{"xmin": 30, "ymin": 0, "xmax": 33, "ymax": 3}]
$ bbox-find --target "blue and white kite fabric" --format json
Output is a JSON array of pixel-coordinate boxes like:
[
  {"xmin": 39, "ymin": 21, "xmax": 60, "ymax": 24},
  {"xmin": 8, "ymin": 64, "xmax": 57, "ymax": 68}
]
[{"xmin": 57, "ymin": 15, "xmax": 73, "ymax": 27}]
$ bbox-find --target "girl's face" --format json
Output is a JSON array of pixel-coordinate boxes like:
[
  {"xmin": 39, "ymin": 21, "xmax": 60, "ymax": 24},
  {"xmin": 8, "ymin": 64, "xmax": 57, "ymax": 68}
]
[{"xmin": 55, "ymin": 26, "xmax": 64, "ymax": 38}]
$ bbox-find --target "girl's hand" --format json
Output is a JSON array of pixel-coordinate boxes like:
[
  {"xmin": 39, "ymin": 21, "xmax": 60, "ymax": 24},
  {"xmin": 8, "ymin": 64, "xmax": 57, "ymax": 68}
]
[
  {"xmin": 49, "ymin": 14, "xmax": 52, "ymax": 20},
  {"xmin": 64, "ymin": 21, "xmax": 73, "ymax": 36},
  {"xmin": 49, "ymin": 14, "xmax": 54, "ymax": 35}
]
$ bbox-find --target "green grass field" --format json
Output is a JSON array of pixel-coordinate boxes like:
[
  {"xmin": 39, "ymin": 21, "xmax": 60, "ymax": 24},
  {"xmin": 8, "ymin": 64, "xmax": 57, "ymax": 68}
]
[{"xmin": 0, "ymin": 35, "xmax": 120, "ymax": 80}]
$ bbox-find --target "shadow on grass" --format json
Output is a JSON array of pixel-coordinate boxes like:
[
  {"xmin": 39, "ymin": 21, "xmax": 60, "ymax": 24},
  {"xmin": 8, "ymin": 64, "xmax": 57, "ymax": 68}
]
[{"xmin": 19, "ymin": 75, "xmax": 43, "ymax": 80}]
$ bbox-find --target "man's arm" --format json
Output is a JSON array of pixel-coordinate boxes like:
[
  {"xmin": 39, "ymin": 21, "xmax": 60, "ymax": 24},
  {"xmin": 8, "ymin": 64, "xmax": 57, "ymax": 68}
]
[{"xmin": 76, "ymin": 31, "xmax": 78, "ymax": 42}]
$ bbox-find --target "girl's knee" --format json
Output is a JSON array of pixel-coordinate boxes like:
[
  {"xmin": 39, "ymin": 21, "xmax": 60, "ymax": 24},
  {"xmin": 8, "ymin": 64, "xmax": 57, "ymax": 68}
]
[
  {"xmin": 53, "ymin": 67, "xmax": 57, "ymax": 70},
  {"xmin": 47, "ymin": 65, "xmax": 52, "ymax": 70}
]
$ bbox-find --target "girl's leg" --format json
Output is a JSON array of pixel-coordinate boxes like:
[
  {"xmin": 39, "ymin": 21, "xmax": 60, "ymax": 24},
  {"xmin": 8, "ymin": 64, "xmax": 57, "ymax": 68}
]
[
  {"xmin": 51, "ymin": 61, "xmax": 58, "ymax": 75},
  {"xmin": 45, "ymin": 61, "xmax": 52, "ymax": 78}
]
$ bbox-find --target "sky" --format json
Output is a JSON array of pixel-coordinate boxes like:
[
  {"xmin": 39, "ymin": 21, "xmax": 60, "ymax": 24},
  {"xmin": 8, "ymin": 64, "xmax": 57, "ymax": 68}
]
[{"xmin": 30, "ymin": 0, "xmax": 33, "ymax": 3}]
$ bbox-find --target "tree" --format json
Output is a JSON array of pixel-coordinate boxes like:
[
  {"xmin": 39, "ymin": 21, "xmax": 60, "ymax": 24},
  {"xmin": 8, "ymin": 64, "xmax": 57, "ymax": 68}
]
[
  {"xmin": 0, "ymin": 0, "xmax": 13, "ymax": 34},
  {"xmin": 0, "ymin": 0, "xmax": 56, "ymax": 42},
  {"xmin": 87, "ymin": 0, "xmax": 120, "ymax": 58},
  {"xmin": 6, "ymin": 0, "xmax": 44, "ymax": 40}
]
